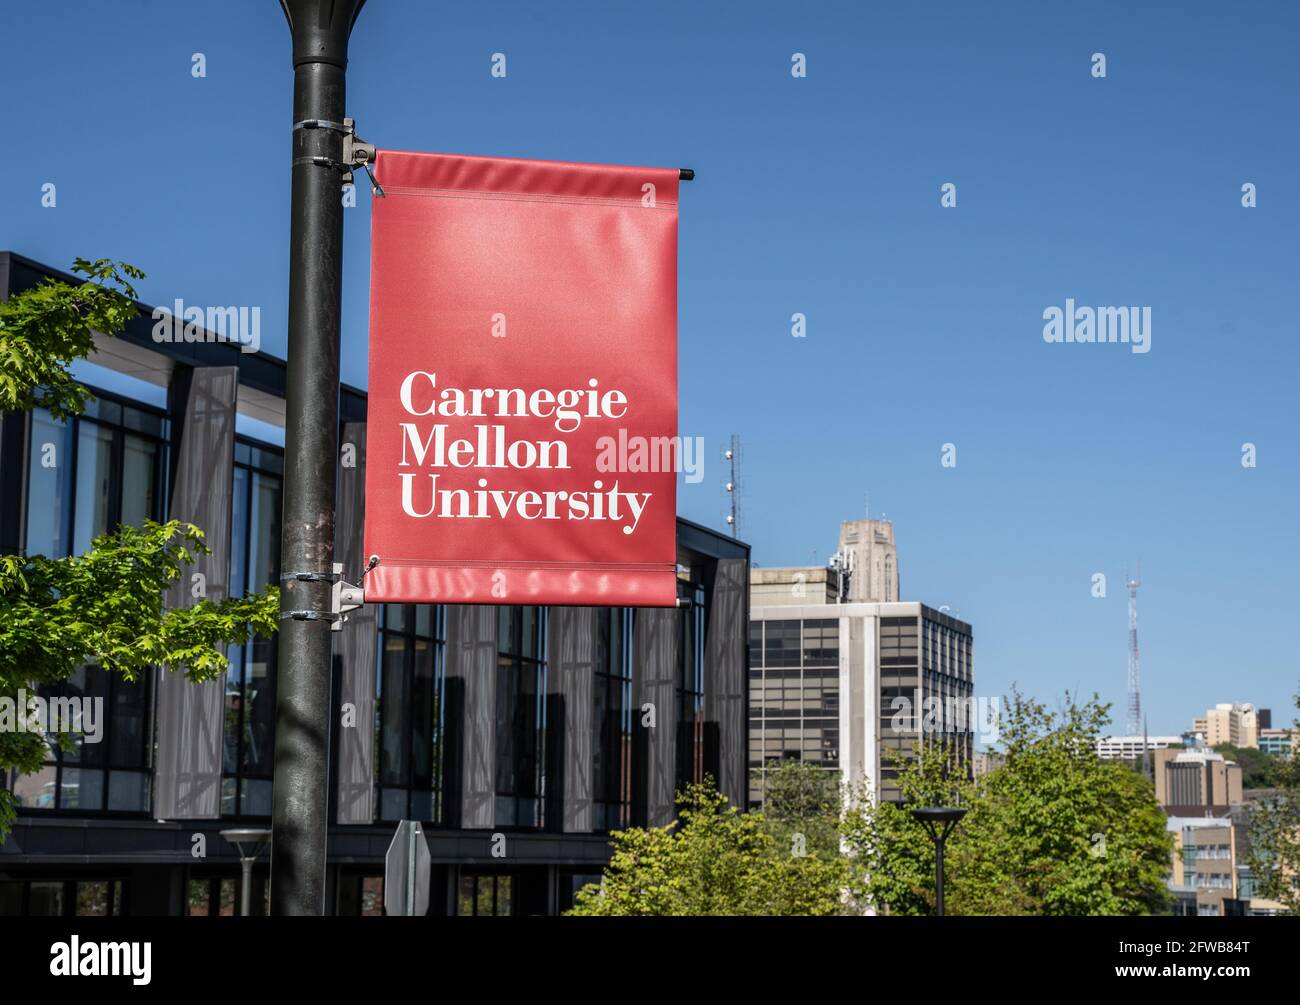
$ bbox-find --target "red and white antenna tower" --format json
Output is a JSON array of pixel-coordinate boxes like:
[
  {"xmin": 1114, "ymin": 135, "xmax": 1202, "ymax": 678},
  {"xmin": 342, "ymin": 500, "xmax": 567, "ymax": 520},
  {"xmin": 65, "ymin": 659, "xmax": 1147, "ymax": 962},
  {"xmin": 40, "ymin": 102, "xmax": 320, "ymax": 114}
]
[{"xmin": 1126, "ymin": 563, "xmax": 1142, "ymax": 736}]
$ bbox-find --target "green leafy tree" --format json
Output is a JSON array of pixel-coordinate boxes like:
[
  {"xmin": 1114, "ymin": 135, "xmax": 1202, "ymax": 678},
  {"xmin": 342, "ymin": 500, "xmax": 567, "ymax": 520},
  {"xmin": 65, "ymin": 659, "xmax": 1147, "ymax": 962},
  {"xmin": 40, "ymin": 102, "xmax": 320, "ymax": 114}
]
[
  {"xmin": 1212, "ymin": 743, "xmax": 1283, "ymax": 790},
  {"xmin": 0, "ymin": 258, "xmax": 145, "ymax": 419},
  {"xmin": 840, "ymin": 742, "xmax": 974, "ymax": 915},
  {"xmin": 1245, "ymin": 688, "xmax": 1300, "ymax": 913},
  {"xmin": 567, "ymin": 777, "xmax": 847, "ymax": 916},
  {"xmin": 0, "ymin": 260, "xmax": 278, "ymax": 838},
  {"xmin": 756, "ymin": 757, "xmax": 843, "ymax": 859},
  {"xmin": 843, "ymin": 693, "xmax": 1174, "ymax": 916}
]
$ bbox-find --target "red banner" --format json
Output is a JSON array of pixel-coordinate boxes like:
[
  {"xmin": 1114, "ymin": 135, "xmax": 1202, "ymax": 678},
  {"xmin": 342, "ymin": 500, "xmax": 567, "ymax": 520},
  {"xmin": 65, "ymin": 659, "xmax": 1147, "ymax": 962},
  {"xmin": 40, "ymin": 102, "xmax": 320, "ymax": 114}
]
[{"xmin": 363, "ymin": 151, "xmax": 680, "ymax": 606}]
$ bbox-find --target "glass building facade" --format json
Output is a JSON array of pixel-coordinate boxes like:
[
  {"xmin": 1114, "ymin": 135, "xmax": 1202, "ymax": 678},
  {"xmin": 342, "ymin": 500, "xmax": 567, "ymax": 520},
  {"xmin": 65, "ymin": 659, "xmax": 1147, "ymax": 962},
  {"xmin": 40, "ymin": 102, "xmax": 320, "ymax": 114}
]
[
  {"xmin": 748, "ymin": 600, "xmax": 974, "ymax": 808},
  {"xmin": 0, "ymin": 250, "xmax": 751, "ymax": 917},
  {"xmin": 879, "ymin": 609, "xmax": 974, "ymax": 802},
  {"xmin": 222, "ymin": 439, "xmax": 283, "ymax": 817},
  {"xmin": 9, "ymin": 394, "xmax": 164, "ymax": 817},
  {"xmin": 747, "ymin": 618, "xmax": 840, "ymax": 807}
]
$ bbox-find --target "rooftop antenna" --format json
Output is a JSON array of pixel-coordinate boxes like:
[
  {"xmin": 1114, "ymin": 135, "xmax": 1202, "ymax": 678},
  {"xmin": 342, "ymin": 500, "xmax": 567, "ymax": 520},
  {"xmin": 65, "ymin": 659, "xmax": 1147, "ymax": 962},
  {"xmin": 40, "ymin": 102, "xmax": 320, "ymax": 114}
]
[
  {"xmin": 829, "ymin": 548, "xmax": 854, "ymax": 603},
  {"xmin": 723, "ymin": 434, "xmax": 741, "ymax": 539},
  {"xmin": 1126, "ymin": 562, "xmax": 1142, "ymax": 737}
]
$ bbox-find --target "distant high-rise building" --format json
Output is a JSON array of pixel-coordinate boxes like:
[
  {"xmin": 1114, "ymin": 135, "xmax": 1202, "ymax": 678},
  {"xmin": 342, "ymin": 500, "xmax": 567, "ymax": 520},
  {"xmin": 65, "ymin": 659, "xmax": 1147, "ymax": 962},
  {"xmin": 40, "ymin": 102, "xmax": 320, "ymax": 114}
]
[
  {"xmin": 1258, "ymin": 727, "xmax": 1293, "ymax": 756},
  {"xmin": 837, "ymin": 519, "xmax": 899, "ymax": 603},
  {"xmin": 1154, "ymin": 748, "xmax": 1243, "ymax": 814},
  {"xmin": 1095, "ymin": 735, "xmax": 1182, "ymax": 761},
  {"xmin": 747, "ymin": 565, "xmax": 974, "ymax": 806},
  {"xmin": 1195, "ymin": 704, "xmax": 1262, "ymax": 749},
  {"xmin": 1166, "ymin": 816, "xmax": 1238, "ymax": 917}
]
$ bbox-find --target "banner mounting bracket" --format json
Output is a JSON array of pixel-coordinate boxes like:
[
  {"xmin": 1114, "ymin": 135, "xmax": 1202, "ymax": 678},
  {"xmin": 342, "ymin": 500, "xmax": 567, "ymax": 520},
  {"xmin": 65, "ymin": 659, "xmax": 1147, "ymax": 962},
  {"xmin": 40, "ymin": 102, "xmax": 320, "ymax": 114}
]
[
  {"xmin": 292, "ymin": 116, "xmax": 384, "ymax": 195},
  {"xmin": 277, "ymin": 563, "xmax": 364, "ymax": 631}
]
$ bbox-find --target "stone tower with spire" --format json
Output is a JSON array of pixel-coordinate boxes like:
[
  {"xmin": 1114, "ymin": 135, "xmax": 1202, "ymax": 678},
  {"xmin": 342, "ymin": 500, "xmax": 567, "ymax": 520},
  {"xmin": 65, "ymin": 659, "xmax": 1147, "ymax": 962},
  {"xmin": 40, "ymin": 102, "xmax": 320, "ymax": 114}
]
[{"xmin": 837, "ymin": 519, "xmax": 899, "ymax": 603}]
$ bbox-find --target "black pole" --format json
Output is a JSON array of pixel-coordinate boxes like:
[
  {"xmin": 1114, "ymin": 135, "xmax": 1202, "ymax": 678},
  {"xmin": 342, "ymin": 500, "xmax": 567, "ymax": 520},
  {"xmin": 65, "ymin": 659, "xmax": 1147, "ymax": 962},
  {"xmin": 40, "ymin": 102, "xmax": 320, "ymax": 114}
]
[
  {"xmin": 271, "ymin": 0, "xmax": 366, "ymax": 916},
  {"xmin": 911, "ymin": 806, "xmax": 964, "ymax": 918},
  {"xmin": 934, "ymin": 835, "xmax": 946, "ymax": 917}
]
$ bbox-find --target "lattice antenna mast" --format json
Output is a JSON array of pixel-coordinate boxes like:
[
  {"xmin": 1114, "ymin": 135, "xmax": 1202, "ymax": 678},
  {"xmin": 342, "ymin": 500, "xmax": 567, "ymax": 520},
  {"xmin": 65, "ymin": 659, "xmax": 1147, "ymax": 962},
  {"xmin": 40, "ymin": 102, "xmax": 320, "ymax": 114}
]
[
  {"xmin": 723, "ymin": 434, "xmax": 741, "ymax": 538},
  {"xmin": 1126, "ymin": 563, "xmax": 1142, "ymax": 736}
]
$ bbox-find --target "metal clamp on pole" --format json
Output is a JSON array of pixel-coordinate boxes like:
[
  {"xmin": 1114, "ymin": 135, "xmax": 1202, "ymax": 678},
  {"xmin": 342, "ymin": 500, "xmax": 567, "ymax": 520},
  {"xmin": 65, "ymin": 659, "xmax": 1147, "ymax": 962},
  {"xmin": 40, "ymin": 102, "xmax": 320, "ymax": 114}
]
[
  {"xmin": 291, "ymin": 117, "xmax": 384, "ymax": 195},
  {"xmin": 278, "ymin": 563, "xmax": 363, "ymax": 630}
]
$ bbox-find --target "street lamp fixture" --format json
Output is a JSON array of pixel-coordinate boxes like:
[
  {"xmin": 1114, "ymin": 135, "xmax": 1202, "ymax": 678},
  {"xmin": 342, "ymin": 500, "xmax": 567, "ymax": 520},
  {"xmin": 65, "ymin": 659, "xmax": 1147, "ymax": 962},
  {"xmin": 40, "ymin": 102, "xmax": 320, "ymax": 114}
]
[
  {"xmin": 910, "ymin": 806, "xmax": 966, "ymax": 916},
  {"xmin": 220, "ymin": 828, "xmax": 272, "ymax": 917}
]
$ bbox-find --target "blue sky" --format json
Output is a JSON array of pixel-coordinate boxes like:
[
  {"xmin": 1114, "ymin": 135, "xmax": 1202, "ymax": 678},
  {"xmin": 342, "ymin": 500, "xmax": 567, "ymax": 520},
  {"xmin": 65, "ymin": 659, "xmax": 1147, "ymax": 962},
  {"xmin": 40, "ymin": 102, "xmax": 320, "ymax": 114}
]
[{"xmin": 3, "ymin": 0, "xmax": 1297, "ymax": 735}]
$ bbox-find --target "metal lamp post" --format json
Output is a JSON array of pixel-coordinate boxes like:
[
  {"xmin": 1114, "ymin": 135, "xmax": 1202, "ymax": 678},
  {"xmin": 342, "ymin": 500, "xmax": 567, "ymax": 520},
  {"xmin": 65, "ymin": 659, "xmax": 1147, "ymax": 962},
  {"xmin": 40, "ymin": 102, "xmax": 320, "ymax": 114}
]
[
  {"xmin": 271, "ymin": 0, "xmax": 367, "ymax": 916},
  {"xmin": 910, "ymin": 806, "xmax": 966, "ymax": 916},
  {"xmin": 220, "ymin": 828, "xmax": 273, "ymax": 917}
]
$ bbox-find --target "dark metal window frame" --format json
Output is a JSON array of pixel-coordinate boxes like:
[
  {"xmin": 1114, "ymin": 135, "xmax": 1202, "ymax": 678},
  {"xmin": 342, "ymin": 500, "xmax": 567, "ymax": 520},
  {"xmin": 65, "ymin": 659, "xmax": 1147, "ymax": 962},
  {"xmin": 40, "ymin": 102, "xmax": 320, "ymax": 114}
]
[
  {"xmin": 15, "ymin": 386, "xmax": 167, "ymax": 817},
  {"xmin": 221, "ymin": 435, "xmax": 284, "ymax": 818},
  {"xmin": 376, "ymin": 603, "xmax": 447, "ymax": 823},
  {"xmin": 676, "ymin": 581, "xmax": 706, "ymax": 791},
  {"xmin": 27, "ymin": 387, "xmax": 169, "ymax": 559},
  {"xmin": 0, "ymin": 876, "xmax": 128, "ymax": 917},
  {"xmin": 456, "ymin": 869, "xmax": 518, "ymax": 917},
  {"xmin": 494, "ymin": 606, "xmax": 548, "ymax": 829},
  {"xmin": 593, "ymin": 607, "xmax": 634, "ymax": 832}
]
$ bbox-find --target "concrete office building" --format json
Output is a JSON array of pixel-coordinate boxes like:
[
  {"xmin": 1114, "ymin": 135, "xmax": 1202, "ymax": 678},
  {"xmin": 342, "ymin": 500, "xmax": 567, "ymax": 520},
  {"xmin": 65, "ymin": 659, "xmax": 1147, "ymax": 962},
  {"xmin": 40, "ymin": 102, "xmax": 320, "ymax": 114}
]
[
  {"xmin": 1166, "ymin": 810, "xmax": 1287, "ymax": 917},
  {"xmin": 1192, "ymin": 704, "xmax": 1265, "ymax": 749},
  {"xmin": 748, "ymin": 565, "xmax": 974, "ymax": 807},
  {"xmin": 1095, "ymin": 735, "xmax": 1183, "ymax": 761},
  {"xmin": 751, "ymin": 566, "xmax": 839, "ymax": 608},
  {"xmin": 1258, "ymin": 727, "xmax": 1294, "ymax": 757},
  {"xmin": 1167, "ymin": 816, "xmax": 1238, "ymax": 917},
  {"xmin": 1154, "ymin": 748, "xmax": 1243, "ymax": 815},
  {"xmin": 0, "ymin": 253, "xmax": 750, "ymax": 916}
]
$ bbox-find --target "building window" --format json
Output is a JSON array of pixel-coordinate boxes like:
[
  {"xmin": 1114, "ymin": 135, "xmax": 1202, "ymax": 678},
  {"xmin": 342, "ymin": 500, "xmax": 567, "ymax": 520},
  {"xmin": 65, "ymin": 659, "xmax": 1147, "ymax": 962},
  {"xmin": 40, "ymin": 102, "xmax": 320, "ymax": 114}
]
[
  {"xmin": 10, "ymin": 663, "xmax": 154, "ymax": 814},
  {"xmin": 186, "ymin": 874, "xmax": 263, "ymax": 916},
  {"xmin": 378, "ymin": 604, "xmax": 446, "ymax": 822},
  {"xmin": 10, "ymin": 395, "xmax": 165, "ymax": 815},
  {"xmin": 494, "ymin": 607, "xmax": 547, "ymax": 828},
  {"xmin": 457, "ymin": 871, "xmax": 515, "ymax": 916},
  {"xmin": 0, "ymin": 878, "xmax": 126, "ymax": 917},
  {"xmin": 22, "ymin": 394, "xmax": 166, "ymax": 560},
  {"xmin": 222, "ymin": 439, "xmax": 282, "ymax": 817},
  {"xmin": 748, "ymin": 618, "xmax": 840, "ymax": 808},
  {"xmin": 676, "ymin": 583, "xmax": 705, "ymax": 793},
  {"xmin": 337, "ymin": 873, "xmax": 385, "ymax": 916},
  {"xmin": 593, "ymin": 608, "xmax": 634, "ymax": 831},
  {"xmin": 878, "ymin": 617, "xmax": 920, "ymax": 802}
]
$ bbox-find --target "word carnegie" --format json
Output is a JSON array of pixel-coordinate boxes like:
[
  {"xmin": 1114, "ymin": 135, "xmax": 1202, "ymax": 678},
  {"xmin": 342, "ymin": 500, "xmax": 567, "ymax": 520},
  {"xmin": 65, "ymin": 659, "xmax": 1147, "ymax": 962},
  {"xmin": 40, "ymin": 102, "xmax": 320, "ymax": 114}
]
[
  {"xmin": 400, "ymin": 370, "xmax": 627, "ymax": 433},
  {"xmin": 396, "ymin": 371, "xmax": 653, "ymax": 535}
]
